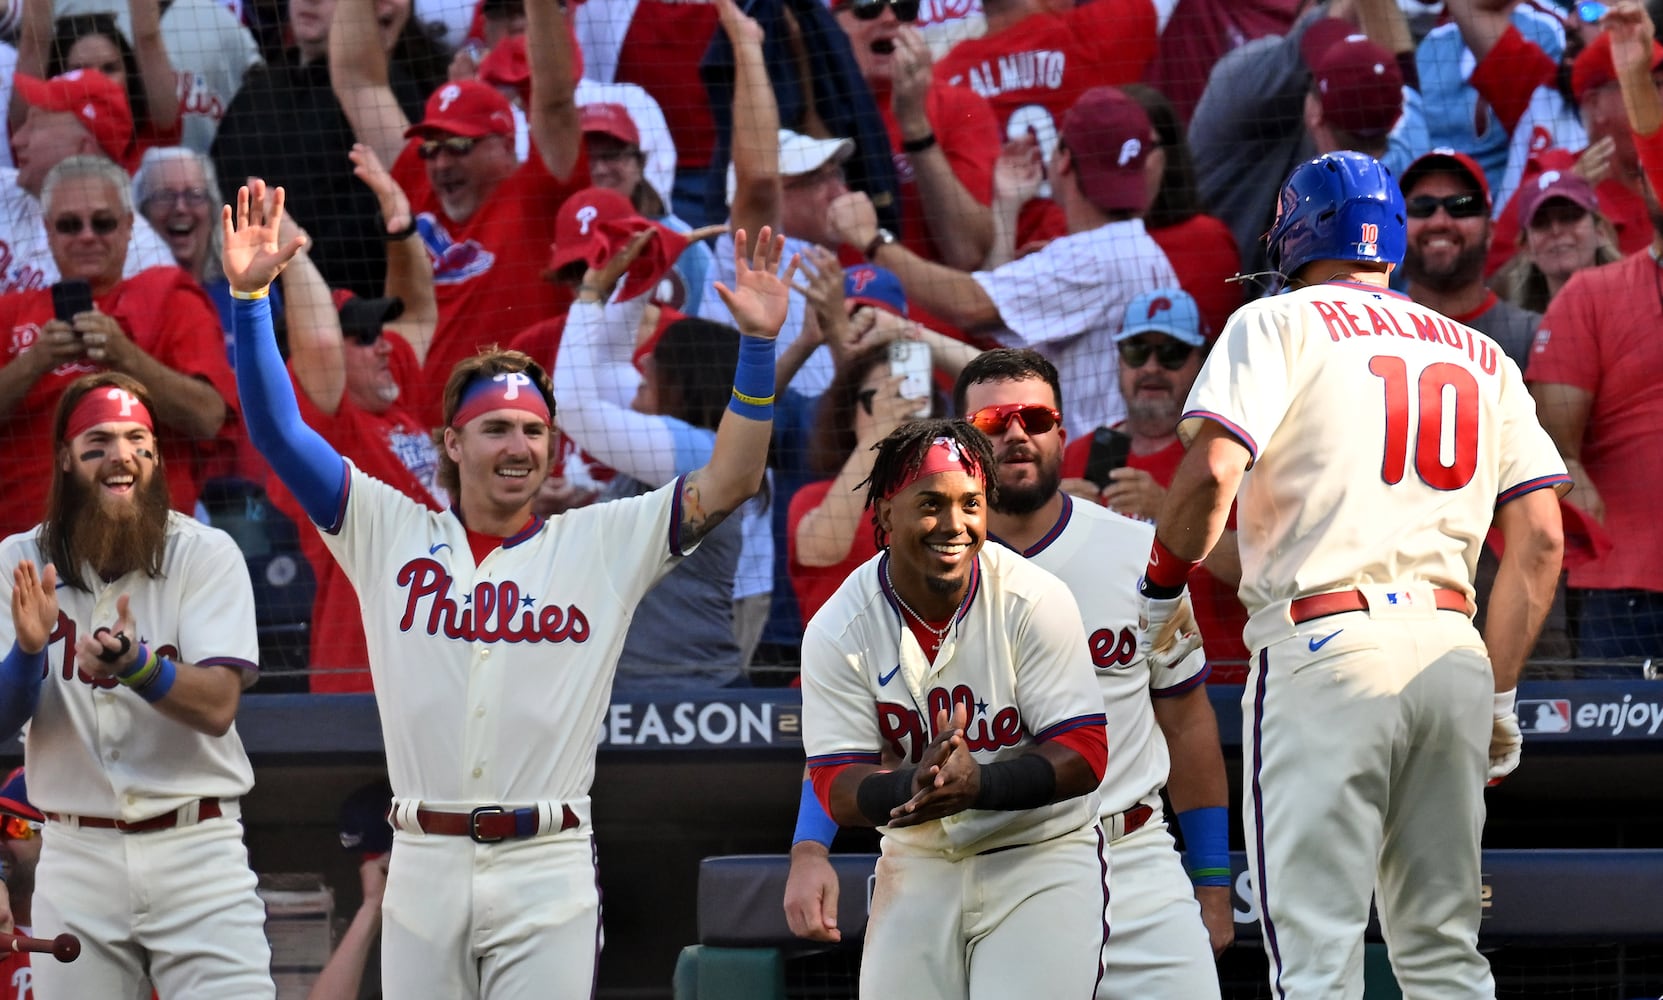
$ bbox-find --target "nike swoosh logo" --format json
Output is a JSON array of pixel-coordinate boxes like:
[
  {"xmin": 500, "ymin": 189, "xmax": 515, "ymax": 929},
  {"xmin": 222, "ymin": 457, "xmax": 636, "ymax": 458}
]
[
  {"xmin": 1308, "ymin": 630, "xmax": 1343, "ymax": 652},
  {"xmin": 429, "ymin": 542, "xmax": 452, "ymax": 555},
  {"xmin": 879, "ymin": 665, "xmax": 901, "ymax": 686}
]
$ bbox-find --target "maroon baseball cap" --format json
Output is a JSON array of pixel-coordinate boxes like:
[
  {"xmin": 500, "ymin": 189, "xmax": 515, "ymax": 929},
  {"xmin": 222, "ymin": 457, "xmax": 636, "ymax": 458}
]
[
  {"xmin": 1059, "ymin": 86, "xmax": 1156, "ymax": 214},
  {"xmin": 547, "ymin": 187, "xmax": 688, "ymax": 302},
  {"xmin": 404, "ymin": 80, "xmax": 515, "ymax": 140},
  {"xmin": 1515, "ymin": 168, "xmax": 1600, "ymax": 228},
  {"xmin": 1572, "ymin": 31, "xmax": 1663, "ymax": 101},
  {"xmin": 1400, "ymin": 148, "xmax": 1492, "ymax": 208},
  {"xmin": 580, "ymin": 103, "xmax": 640, "ymax": 147},
  {"xmin": 1302, "ymin": 19, "xmax": 1404, "ymax": 139},
  {"xmin": 14, "ymin": 69, "xmax": 134, "ymax": 165}
]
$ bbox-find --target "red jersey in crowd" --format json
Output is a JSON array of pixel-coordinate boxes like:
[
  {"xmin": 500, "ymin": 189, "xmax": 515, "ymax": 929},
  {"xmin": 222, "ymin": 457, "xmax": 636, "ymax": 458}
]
[
  {"xmin": 614, "ymin": 0, "xmax": 722, "ymax": 170},
  {"xmin": 1060, "ymin": 430, "xmax": 1251, "ymax": 679},
  {"xmin": 392, "ymin": 146, "xmax": 588, "ymax": 425},
  {"xmin": 0, "ymin": 267, "xmax": 239, "ymax": 538}
]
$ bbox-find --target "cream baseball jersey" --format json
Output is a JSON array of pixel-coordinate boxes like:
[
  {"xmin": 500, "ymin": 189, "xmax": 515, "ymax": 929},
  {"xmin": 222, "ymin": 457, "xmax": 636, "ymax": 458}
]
[
  {"xmin": 1181, "ymin": 282, "xmax": 1569, "ymax": 644},
  {"xmin": 320, "ymin": 465, "xmax": 691, "ymax": 807},
  {"xmin": 801, "ymin": 543, "xmax": 1104, "ymax": 858},
  {"xmin": 1000, "ymin": 494, "xmax": 1207, "ymax": 817},
  {"xmin": 0, "ymin": 513, "xmax": 257, "ymax": 820}
]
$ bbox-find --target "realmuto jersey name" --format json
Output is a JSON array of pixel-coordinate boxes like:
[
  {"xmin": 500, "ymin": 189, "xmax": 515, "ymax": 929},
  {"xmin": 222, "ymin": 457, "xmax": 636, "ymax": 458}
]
[
  {"xmin": 1181, "ymin": 281, "xmax": 1569, "ymax": 627},
  {"xmin": 322, "ymin": 464, "xmax": 689, "ymax": 806}
]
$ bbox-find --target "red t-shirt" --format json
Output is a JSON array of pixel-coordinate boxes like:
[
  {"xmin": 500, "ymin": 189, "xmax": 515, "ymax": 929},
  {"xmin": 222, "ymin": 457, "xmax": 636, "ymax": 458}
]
[
  {"xmin": 392, "ymin": 144, "xmax": 588, "ymax": 425},
  {"xmin": 0, "ymin": 266, "xmax": 240, "ymax": 538},
  {"xmin": 1061, "ymin": 432, "xmax": 1251, "ymax": 679},
  {"xmin": 268, "ymin": 334, "xmax": 444, "ymax": 693},
  {"xmin": 787, "ymin": 477, "xmax": 881, "ymax": 625},
  {"xmin": 1150, "ymin": 213, "xmax": 1242, "ymax": 340},
  {"xmin": 614, "ymin": 0, "xmax": 721, "ymax": 170},
  {"xmin": 1529, "ymin": 250, "xmax": 1663, "ymax": 593},
  {"xmin": 936, "ymin": 0, "xmax": 1158, "ymax": 141}
]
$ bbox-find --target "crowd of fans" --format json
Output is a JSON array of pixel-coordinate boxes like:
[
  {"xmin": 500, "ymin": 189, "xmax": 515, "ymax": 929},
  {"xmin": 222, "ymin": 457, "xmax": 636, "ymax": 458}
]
[{"xmin": 0, "ymin": 0, "xmax": 1657, "ymax": 693}]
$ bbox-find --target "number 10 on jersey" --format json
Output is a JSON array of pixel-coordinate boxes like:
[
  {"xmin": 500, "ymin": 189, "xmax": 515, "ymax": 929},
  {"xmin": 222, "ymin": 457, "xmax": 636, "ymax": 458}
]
[{"xmin": 1368, "ymin": 356, "xmax": 1479, "ymax": 490}]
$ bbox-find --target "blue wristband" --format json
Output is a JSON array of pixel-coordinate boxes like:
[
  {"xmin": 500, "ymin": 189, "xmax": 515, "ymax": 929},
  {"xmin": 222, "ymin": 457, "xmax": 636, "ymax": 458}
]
[
  {"xmin": 134, "ymin": 656, "xmax": 177, "ymax": 704},
  {"xmin": 1177, "ymin": 806, "xmax": 1231, "ymax": 886},
  {"xmin": 727, "ymin": 335, "xmax": 775, "ymax": 421},
  {"xmin": 792, "ymin": 779, "xmax": 839, "ymax": 848}
]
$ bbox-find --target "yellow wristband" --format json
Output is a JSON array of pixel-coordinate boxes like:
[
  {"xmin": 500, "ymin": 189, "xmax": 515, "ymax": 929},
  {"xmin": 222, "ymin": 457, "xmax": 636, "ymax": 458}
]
[
  {"xmin": 731, "ymin": 387, "xmax": 775, "ymax": 407},
  {"xmin": 230, "ymin": 286, "xmax": 270, "ymax": 300}
]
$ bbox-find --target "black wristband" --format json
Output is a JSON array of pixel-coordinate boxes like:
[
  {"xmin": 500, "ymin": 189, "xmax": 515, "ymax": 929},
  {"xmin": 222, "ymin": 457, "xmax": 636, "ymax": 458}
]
[
  {"xmin": 901, "ymin": 132, "xmax": 937, "ymax": 154},
  {"xmin": 1138, "ymin": 577, "xmax": 1186, "ymax": 601},
  {"xmin": 856, "ymin": 767, "xmax": 916, "ymax": 826},
  {"xmin": 383, "ymin": 217, "xmax": 418, "ymax": 242},
  {"xmin": 972, "ymin": 754, "xmax": 1056, "ymax": 811}
]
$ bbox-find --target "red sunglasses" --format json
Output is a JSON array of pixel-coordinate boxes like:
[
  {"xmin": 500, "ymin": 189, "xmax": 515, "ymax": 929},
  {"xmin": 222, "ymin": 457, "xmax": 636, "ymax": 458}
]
[{"xmin": 967, "ymin": 403, "xmax": 1061, "ymax": 436}]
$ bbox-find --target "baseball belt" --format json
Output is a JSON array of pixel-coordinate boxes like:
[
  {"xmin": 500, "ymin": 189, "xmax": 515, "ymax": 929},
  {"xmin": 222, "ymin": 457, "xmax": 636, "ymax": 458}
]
[
  {"xmin": 401, "ymin": 804, "xmax": 580, "ymax": 844},
  {"xmin": 1289, "ymin": 587, "xmax": 1469, "ymax": 624},
  {"xmin": 1105, "ymin": 803, "xmax": 1155, "ymax": 842},
  {"xmin": 47, "ymin": 798, "xmax": 222, "ymax": 833}
]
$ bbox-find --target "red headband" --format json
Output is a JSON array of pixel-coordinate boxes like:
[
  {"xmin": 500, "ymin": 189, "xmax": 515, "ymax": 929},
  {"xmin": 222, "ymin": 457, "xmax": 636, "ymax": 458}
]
[
  {"xmin": 64, "ymin": 386, "xmax": 154, "ymax": 442},
  {"xmin": 450, "ymin": 371, "xmax": 552, "ymax": 429},
  {"xmin": 887, "ymin": 436, "xmax": 984, "ymax": 499}
]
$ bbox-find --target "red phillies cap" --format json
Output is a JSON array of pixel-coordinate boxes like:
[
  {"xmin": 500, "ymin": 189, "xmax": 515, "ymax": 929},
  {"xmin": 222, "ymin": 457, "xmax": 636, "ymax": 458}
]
[
  {"xmin": 1400, "ymin": 147, "xmax": 1492, "ymax": 208},
  {"xmin": 14, "ymin": 70, "xmax": 134, "ymax": 165},
  {"xmin": 478, "ymin": 35, "xmax": 530, "ymax": 107},
  {"xmin": 1572, "ymin": 31, "xmax": 1663, "ymax": 101},
  {"xmin": 580, "ymin": 103, "xmax": 640, "ymax": 147},
  {"xmin": 1059, "ymin": 86, "xmax": 1156, "ymax": 214},
  {"xmin": 1302, "ymin": 19, "xmax": 1404, "ymax": 138},
  {"xmin": 404, "ymin": 80, "xmax": 515, "ymax": 140},
  {"xmin": 547, "ymin": 187, "xmax": 688, "ymax": 303},
  {"xmin": 1515, "ymin": 168, "xmax": 1600, "ymax": 228}
]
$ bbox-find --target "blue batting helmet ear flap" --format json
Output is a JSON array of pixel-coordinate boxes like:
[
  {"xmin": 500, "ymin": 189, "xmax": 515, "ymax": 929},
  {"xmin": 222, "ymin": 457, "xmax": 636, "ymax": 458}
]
[{"xmin": 1266, "ymin": 151, "xmax": 1407, "ymax": 281}]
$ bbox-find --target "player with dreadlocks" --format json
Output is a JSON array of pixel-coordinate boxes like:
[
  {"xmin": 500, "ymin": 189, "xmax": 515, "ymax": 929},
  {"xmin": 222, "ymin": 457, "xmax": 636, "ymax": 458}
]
[{"xmin": 799, "ymin": 417, "xmax": 1113, "ymax": 999}]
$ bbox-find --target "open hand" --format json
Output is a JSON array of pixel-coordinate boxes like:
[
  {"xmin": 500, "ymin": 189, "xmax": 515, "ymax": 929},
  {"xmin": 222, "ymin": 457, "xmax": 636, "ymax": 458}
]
[
  {"xmin": 993, "ymin": 133, "xmax": 1044, "ymax": 207},
  {"xmin": 713, "ymin": 226, "xmax": 799, "ymax": 340},
  {"xmin": 1603, "ymin": 2, "xmax": 1657, "ymax": 76},
  {"xmin": 221, "ymin": 180, "xmax": 309, "ymax": 295},
  {"xmin": 11, "ymin": 561, "xmax": 59, "ymax": 655},
  {"xmin": 350, "ymin": 143, "xmax": 413, "ymax": 237}
]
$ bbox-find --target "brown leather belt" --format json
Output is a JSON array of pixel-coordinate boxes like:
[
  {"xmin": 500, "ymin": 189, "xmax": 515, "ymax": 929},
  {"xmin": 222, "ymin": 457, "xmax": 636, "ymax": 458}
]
[
  {"xmin": 47, "ymin": 798, "xmax": 222, "ymax": 833},
  {"xmin": 411, "ymin": 805, "xmax": 579, "ymax": 844},
  {"xmin": 1289, "ymin": 588, "xmax": 1469, "ymax": 624}
]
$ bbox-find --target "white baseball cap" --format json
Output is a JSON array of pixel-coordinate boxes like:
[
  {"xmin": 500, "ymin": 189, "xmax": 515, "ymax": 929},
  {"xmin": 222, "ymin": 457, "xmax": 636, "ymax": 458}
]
[{"xmin": 726, "ymin": 129, "xmax": 855, "ymax": 205}]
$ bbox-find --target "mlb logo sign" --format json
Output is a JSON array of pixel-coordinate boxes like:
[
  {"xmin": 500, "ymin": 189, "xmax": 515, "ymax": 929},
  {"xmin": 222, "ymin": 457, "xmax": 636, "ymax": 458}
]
[{"xmin": 1517, "ymin": 699, "xmax": 1572, "ymax": 734}]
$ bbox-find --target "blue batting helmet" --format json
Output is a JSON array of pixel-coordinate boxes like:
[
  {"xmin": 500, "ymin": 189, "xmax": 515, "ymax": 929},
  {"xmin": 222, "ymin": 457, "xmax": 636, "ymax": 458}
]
[{"xmin": 1265, "ymin": 151, "xmax": 1406, "ymax": 279}]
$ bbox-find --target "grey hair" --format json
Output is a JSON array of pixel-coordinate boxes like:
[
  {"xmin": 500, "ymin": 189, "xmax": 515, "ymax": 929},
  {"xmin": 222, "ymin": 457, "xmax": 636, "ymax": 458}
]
[
  {"xmin": 132, "ymin": 146, "xmax": 225, "ymax": 282},
  {"xmin": 41, "ymin": 155, "xmax": 134, "ymax": 217}
]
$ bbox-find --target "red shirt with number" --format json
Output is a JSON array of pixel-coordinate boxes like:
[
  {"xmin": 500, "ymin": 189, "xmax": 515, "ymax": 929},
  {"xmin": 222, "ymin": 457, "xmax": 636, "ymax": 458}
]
[
  {"xmin": 392, "ymin": 145, "xmax": 588, "ymax": 425},
  {"xmin": 0, "ymin": 267, "xmax": 240, "ymax": 539}
]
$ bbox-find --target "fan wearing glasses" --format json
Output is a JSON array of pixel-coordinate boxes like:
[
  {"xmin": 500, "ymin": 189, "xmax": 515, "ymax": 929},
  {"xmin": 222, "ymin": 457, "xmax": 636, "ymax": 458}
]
[
  {"xmin": 0, "ymin": 154, "xmax": 237, "ymax": 540},
  {"xmin": 1398, "ymin": 151, "xmax": 1542, "ymax": 371},
  {"xmin": 830, "ymin": 0, "xmax": 998, "ymax": 273}
]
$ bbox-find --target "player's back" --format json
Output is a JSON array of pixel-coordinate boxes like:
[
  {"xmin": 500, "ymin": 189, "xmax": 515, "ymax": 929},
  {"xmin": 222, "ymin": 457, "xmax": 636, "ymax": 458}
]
[{"xmin": 1183, "ymin": 281, "xmax": 1558, "ymax": 621}]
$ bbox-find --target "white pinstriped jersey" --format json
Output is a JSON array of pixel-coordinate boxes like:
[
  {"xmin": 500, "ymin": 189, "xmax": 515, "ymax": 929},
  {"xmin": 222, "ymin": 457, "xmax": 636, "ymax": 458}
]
[
  {"xmin": 321, "ymin": 464, "xmax": 690, "ymax": 809},
  {"xmin": 0, "ymin": 513, "xmax": 257, "ymax": 820},
  {"xmin": 999, "ymin": 495, "xmax": 1208, "ymax": 816},
  {"xmin": 801, "ymin": 543, "xmax": 1104, "ymax": 859},
  {"xmin": 1181, "ymin": 281, "xmax": 1569, "ymax": 647}
]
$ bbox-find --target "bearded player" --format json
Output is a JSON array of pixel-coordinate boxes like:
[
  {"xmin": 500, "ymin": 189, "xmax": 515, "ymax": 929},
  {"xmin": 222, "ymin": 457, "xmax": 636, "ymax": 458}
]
[{"xmin": 1138, "ymin": 150, "xmax": 1568, "ymax": 998}]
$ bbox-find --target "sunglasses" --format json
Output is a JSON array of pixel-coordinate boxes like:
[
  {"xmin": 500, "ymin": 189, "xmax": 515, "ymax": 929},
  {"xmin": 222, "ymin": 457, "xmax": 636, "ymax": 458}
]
[
  {"xmin": 52, "ymin": 213, "xmax": 122, "ymax": 236},
  {"xmin": 1117, "ymin": 338, "xmax": 1195, "ymax": 370},
  {"xmin": 1405, "ymin": 193, "xmax": 1486, "ymax": 220},
  {"xmin": 140, "ymin": 187, "xmax": 210, "ymax": 212},
  {"xmin": 967, "ymin": 403, "xmax": 1061, "ymax": 436},
  {"xmin": 417, "ymin": 136, "xmax": 482, "ymax": 160},
  {"xmin": 836, "ymin": 0, "xmax": 919, "ymax": 21},
  {"xmin": 1, "ymin": 815, "xmax": 37, "ymax": 841}
]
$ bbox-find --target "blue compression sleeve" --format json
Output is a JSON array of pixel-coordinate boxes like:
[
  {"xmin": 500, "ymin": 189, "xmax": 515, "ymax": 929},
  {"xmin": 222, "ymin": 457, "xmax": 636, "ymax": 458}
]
[
  {"xmin": 1177, "ymin": 806, "xmax": 1232, "ymax": 886},
  {"xmin": 233, "ymin": 295, "xmax": 348, "ymax": 527},
  {"xmin": 0, "ymin": 641, "xmax": 45, "ymax": 740},
  {"xmin": 792, "ymin": 778, "xmax": 839, "ymax": 847}
]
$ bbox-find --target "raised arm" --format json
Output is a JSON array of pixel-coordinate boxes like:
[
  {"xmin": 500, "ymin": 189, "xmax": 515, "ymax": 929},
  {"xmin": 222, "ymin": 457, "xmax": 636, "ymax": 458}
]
[
  {"xmin": 223, "ymin": 181, "xmax": 350, "ymax": 527},
  {"xmin": 129, "ymin": 0, "xmax": 182, "ymax": 134},
  {"xmin": 524, "ymin": 0, "xmax": 580, "ymax": 178},
  {"xmin": 275, "ymin": 213, "xmax": 349, "ymax": 416},
  {"xmin": 351, "ymin": 143, "xmax": 436, "ymax": 364},
  {"xmin": 9, "ymin": 0, "xmax": 50, "ymax": 129},
  {"xmin": 888, "ymin": 28, "xmax": 992, "ymax": 270},
  {"xmin": 677, "ymin": 227, "xmax": 797, "ymax": 548},
  {"xmin": 719, "ymin": 0, "xmax": 781, "ymax": 242},
  {"xmin": 328, "ymin": 0, "xmax": 409, "ymax": 169}
]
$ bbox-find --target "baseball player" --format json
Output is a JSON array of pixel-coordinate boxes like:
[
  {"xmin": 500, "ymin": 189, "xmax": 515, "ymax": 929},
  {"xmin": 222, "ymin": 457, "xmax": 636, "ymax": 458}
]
[
  {"xmin": 0, "ymin": 373, "xmax": 274, "ymax": 998},
  {"xmin": 225, "ymin": 181, "xmax": 793, "ymax": 999},
  {"xmin": 800, "ymin": 418, "xmax": 1110, "ymax": 1000},
  {"xmin": 1139, "ymin": 150, "xmax": 1569, "ymax": 998},
  {"xmin": 787, "ymin": 351, "xmax": 1232, "ymax": 998}
]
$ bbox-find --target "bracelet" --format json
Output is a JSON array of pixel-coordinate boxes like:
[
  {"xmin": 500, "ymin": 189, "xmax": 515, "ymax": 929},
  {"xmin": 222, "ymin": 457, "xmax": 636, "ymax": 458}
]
[
  {"xmin": 901, "ymin": 132, "xmax": 937, "ymax": 154},
  {"xmin": 1177, "ymin": 806, "xmax": 1232, "ymax": 887},
  {"xmin": 230, "ymin": 286, "xmax": 269, "ymax": 301},
  {"xmin": 730, "ymin": 387, "xmax": 775, "ymax": 407},
  {"xmin": 118, "ymin": 643, "xmax": 161, "ymax": 687},
  {"xmin": 792, "ymin": 779, "xmax": 840, "ymax": 847},
  {"xmin": 135, "ymin": 657, "xmax": 177, "ymax": 703},
  {"xmin": 385, "ymin": 219, "xmax": 418, "ymax": 242}
]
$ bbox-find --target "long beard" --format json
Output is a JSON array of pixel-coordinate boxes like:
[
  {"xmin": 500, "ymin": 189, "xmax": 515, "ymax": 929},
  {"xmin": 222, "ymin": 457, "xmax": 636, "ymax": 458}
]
[{"xmin": 59, "ymin": 471, "xmax": 171, "ymax": 582}]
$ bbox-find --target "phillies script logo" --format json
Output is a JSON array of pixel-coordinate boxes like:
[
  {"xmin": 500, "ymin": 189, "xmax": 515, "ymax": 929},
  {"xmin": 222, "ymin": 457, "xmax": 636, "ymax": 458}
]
[
  {"xmin": 877, "ymin": 684, "xmax": 1023, "ymax": 763},
  {"xmin": 395, "ymin": 558, "xmax": 590, "ymax": 643},
  {"xmin": 1090, "ymin": 627, "xmax": 1136, "ymax": 669}
]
